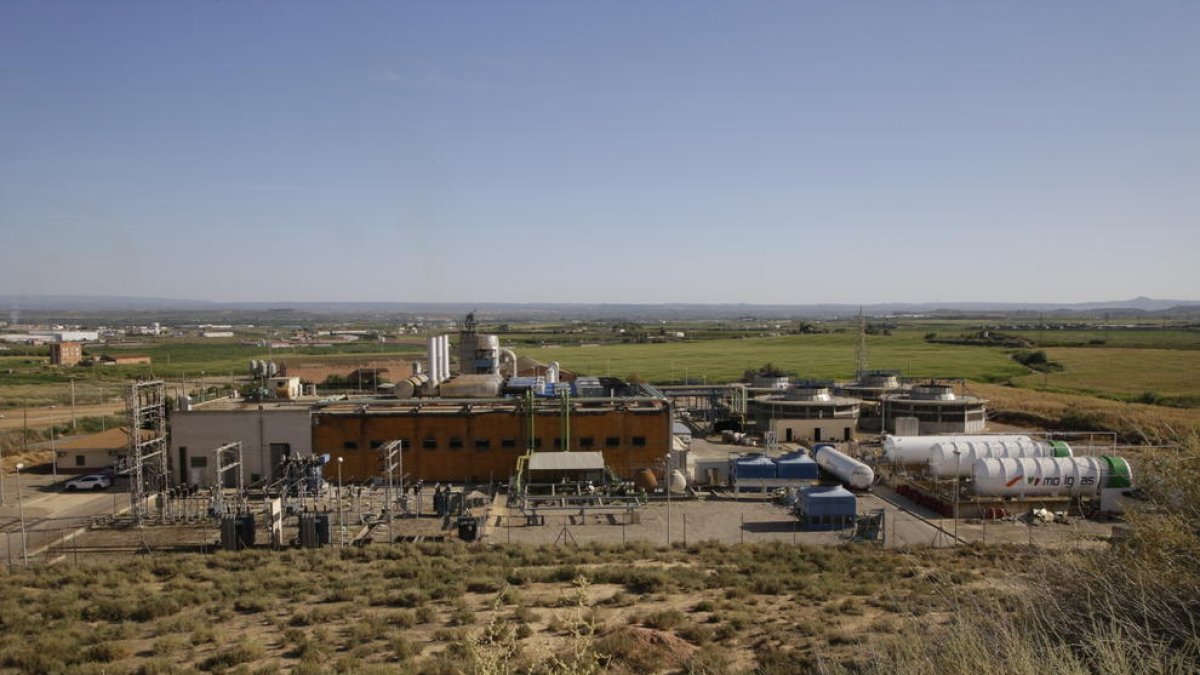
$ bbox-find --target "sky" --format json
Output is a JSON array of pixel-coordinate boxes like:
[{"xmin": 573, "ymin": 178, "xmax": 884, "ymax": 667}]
[{"xmin": 1, "ymin": 2, "xmax": 1198, "ymax": 305}]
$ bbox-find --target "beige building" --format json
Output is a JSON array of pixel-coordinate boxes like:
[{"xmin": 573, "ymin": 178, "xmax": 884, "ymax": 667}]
[
  {"xmin": 55, "ymin": 427, "xmax": 151, "ymax": 473},
  {"xmin": 170, "ymin": 399, "xmax": 316, "ymax": 486}
]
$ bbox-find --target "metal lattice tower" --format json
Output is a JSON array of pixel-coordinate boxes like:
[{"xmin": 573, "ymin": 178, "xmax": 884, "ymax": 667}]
[
  {"xmin": 380, "ymin": 440, "xmax": 403, "ymax": 543},
  {"xmin": 126, "ymin": 380, "xmax": 170, "ymax": 525},
  {"xmin": 854, "ymin": 307, "xmax": 869, "ymax": 379}
]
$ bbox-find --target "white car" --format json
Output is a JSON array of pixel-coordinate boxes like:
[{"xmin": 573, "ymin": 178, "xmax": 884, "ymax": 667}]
[{"xmin": 65, "ymin": 474, "xmax": 112, "ymax": 491}]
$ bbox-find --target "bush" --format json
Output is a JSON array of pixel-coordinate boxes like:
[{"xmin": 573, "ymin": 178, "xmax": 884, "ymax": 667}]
[{"xmin": 199, "ymin": 640, "xmax": 262, "ymax": 670}]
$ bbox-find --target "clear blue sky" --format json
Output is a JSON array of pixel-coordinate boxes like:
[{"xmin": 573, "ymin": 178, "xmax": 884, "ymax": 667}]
[{"xmin": 1, "ymin": 2, "xmax": 1197, "ymax": 304}]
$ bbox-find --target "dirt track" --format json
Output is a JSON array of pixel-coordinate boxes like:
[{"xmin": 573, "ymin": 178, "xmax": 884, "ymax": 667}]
[{"xmin": 0, "ymin": 403, "xmax": 125, "ymax": 432}]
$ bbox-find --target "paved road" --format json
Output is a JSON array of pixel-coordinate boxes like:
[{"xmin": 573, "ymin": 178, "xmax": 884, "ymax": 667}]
[{"xmin": 0, "ymin": 470, "xmax": 127, "ymax": 566}]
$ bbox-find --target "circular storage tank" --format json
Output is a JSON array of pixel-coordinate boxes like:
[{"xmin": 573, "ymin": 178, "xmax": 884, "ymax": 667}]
[
  {"xmin": 883, "ymin": 434, "xmax": 1034, "ymax": 466},
  {"xmin": 971, "ymin": 456, "xmax": 1132, "ymax": 498},
  {"xmin": 633, "ymin": 469, "xmax": 657, "ymax": 491},
  {"xmin": 813, "ymin": 446, "xmax": 874, "ymax": 491},
  {"xmin": 909, "ymin": 384, "xmax": 957, "ymax": 400},
  {"xmin": 927, "ymin": 440, "xmax": 1071, "ymax": 478}
]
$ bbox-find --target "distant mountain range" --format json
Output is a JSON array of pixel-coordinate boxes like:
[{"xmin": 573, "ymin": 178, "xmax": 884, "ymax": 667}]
[{"xmin": 3, "ymin": 294, "xmax": 1199, "ymax": 322}]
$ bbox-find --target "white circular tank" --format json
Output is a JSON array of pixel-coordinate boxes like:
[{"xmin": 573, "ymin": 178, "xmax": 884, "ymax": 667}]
[
  {"xmin": 883, "ymin": 434, "xmax": 1034, "ymax": 466},
  {"xmin": 971, "ymin": 456, "xmax": 1133, "ymax": 498},
  {"xmin": 669, "ymin": 469, "xmax": 687, "ymax": 493},
  {"xmin": 927, "ymin": 440, "xmax": 1071, "ymax": 478},
  {"xmin": 813, "ymin": 446, "xmax": 874, "ymax": 491}
]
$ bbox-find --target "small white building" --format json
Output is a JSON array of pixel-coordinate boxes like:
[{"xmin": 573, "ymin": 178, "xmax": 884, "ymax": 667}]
[{"xmin": 266, "ymin": 376, "xmax": 302, "ymax": 400}]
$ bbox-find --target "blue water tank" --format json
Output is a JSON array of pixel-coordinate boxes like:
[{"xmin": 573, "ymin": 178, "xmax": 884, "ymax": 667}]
[
  {"xmin": 776, "ymin": 452, "xmax": 818, "ymax": 480},
  {"xmin": 731, "ymin": 454, "xmax": 777, "ymax": 480}
]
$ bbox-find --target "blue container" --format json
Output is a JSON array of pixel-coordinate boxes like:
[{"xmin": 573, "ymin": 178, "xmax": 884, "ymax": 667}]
[
  {"xmin": 799, "ymin": 485, "xmax": 857, "ymax": 530},
  {"xmin": 731, "ymin": 455, "xmax": 777, "ymax": 480},
  {"xmin": 776, "ymin": 452, "xmax": 818, "ymax": 480}
]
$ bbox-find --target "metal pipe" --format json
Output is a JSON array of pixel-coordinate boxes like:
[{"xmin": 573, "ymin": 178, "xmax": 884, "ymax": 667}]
[{"xmin": 499, "ymin": 348, "xmax": 518, "ymax": 377}]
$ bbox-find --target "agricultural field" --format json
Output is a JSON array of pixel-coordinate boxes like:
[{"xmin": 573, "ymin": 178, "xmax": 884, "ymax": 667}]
[
  {"xmin": 523, "ymin": 331, "xmax": 1029, "ymax": 384},
  {"xmin": 1010, "ymin": 348, "xmax": 1200, "ymax": 407}
]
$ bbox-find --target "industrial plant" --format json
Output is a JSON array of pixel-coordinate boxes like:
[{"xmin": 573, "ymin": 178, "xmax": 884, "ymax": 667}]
[{"xmin": 11, "ymin": 311, "xmax": 1140, "ymax": 559}]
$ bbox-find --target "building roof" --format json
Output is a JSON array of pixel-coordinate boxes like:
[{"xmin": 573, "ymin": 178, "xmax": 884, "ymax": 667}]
[
  {"xmin": 803, "ymin": 485, "xmax": 856, "ymax": 500},
  {"xmin": 527, "ymin": 451, "xmax": 606, "ymax": 472},
  {"xmin": 55, "ymin": 427, "xmax": 157, "ymax": 452}
]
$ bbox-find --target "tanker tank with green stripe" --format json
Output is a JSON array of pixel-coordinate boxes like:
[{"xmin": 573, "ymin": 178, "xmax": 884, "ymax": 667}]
[
  {"xmin": 1102, "ymin": 456, "xmax": 1132, "ymax": 489},
  {"xmin": 1049, "ymin": 440, "xmax": 1072, "ymax": 457}
]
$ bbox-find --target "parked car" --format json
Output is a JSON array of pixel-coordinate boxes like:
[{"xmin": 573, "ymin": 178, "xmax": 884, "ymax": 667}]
[{"xmin": 65, "ymin": 474, "xmax": 112, "ymax": 491}]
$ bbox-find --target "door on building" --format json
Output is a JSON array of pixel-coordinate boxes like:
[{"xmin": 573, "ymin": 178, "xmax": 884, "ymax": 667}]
[
  {"xmin": 814, "ymin": 428, "xmax": 822, "ymax": 442},
  {"xmin": 843, "ymin": 427, "xmax": 852, "ymax": 441},
  {"xmin": 785, "ymin": 428, "xmax": 793, "ymax": 442},
  {"xmin": 269, "ymin": 443, "xmax": 291, "ymax": 481},
  {"xmin": 188, "ymin": 455, "xmax": 207, "ymax": 486}
]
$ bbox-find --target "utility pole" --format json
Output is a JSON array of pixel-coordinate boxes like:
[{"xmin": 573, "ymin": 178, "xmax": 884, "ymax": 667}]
[
  {"xmin": 953, "ymin": 450, "xmax": 961, "ymax": 545},
  {"xmin": 70, "ymin": 377, "xmax": 77, "ymax": 430},
  {"xmin": 665, "ymin": 453, "xmax": 671, "ymax": 547},
  {"xmin": 15, "ymin": 464, "xmax": 28, "ymax": 567},
  {"xmin": 50, "ymin": 417, "xmax": 57, "ymax": 478}
]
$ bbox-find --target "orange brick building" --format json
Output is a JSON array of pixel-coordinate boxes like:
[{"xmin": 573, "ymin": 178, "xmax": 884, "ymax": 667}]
[
  {"xmin": 312, "ymin": 396, "xmax": 672, "ymax": 483},
  {"xmin": 49, "ymin": 341, "xmax": 83, "ymax": 366}
]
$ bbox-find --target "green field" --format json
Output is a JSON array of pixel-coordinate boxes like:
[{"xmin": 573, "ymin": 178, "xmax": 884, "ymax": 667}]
[
  {"xmin": 0, "ymin": 341, "xmax": 426, "ymax": 409},
  {"xmin": 1012, "ymin": 328, "xmax": 1200, "ymax": 350},
  {"xmin": 1011, "ymin": 348, "xmax": 1200, "ymax": 405},
  {"xmin": 524, "ymin": 331, "xmax": 1029, "ymax": 383}
]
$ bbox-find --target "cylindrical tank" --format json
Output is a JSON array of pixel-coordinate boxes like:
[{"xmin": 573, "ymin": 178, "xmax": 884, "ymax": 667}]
[
  {"xmin": 813, "ymin": 446, "xmax": 874, "ymax": 490},
  {"xmin": 883, "ymin": 435, "xmax": 1034, "ymax": 466},
  {"xmin": 971, "ymin": 456, "xmax": 1133, "ymax": 498},
  {"xmin": 927, "ymin": 440, "xmax": 1071, "ymax": 477},
  {"xmin": 459, "ymin": 334, "xmax": 500, "ymax": 375},
  {"xmin": 669, "ymin": 470, "xmax": 687, "ymax": 493},
  {"xmin": 393, "ymin": 374, "xmax": 429, "ymax": 399},
  {"xmin": 437, "ymin": 374, "xmax": 502, "ymax": 398},
  {"xmin": 427, "ymin": 336, "xmax": 440, "ymax": 383},
  {"xmin": 634, "ymin": 468, "xmax": 658, "ymax": 491}
]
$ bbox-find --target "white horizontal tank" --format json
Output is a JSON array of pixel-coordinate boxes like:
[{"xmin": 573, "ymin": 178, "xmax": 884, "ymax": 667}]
[
  {"xmin": 883, "ymin": 434, "xmax": 1034, "ymax": 466},
  {"xmin": 927, "ymin": 439, "xmax": 1071, "ymax": 478},
  {"xmin": 971, "ymin": 456, "xmax": 1133, "ymax": 498},
  {"xmin": 813, "ymin": 445, "xmax": 874, "ymax": 491}
]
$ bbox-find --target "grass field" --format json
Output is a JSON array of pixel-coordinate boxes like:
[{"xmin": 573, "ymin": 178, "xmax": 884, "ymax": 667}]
[
  {"xmin": 1020, "ymin": 328, "xmax": 1200, "ymax": 350},
  {"xmin": 1010, "ymin": 348, "xmax": 1200, "ymax": 405},
  {"xmin": 524, "ymin": 332, "xmax": 1029, "ymax": 383}
]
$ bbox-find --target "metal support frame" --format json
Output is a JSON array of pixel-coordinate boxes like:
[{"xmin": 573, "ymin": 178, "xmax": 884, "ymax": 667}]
[
  {"xmin": 126, "ymin": 380, "xmax": 170, "ymax": 526},
  {"xmin": 380, "ymin": 439, "xmax": 403, "ymax": 543},
  {"xmin": 212, "ymin": 441, "xmax": 245, "ymax": 515}
]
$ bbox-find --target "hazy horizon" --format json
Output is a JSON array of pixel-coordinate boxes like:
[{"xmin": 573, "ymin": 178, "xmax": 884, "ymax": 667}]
[{"xmin": 2, "ymin": 2, "xmax": 1197, "ymax": 304}]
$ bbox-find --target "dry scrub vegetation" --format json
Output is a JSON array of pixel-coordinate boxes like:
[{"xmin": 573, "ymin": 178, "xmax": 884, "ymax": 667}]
[
  {"xmin": 973, "ymin": 381, "xmax": 1200, "ymax": 442},
  {"xmin": 0, "ymin": 539, "xmax": 1037, "ymax": 674}
]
